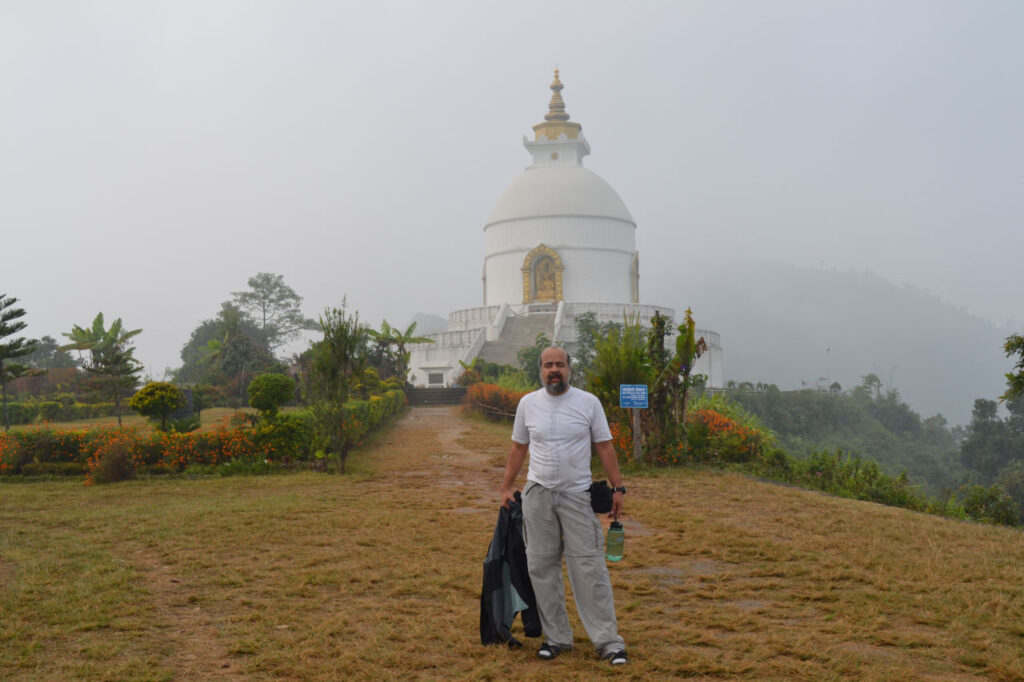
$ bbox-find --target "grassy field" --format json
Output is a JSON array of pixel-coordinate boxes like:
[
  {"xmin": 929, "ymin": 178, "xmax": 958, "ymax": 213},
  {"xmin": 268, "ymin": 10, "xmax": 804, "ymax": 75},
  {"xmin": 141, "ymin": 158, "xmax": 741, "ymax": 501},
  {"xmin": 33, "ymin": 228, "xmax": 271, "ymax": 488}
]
[{"xmin": 2, "ymin": 406, "xmax": 1023, "ymax": 681}]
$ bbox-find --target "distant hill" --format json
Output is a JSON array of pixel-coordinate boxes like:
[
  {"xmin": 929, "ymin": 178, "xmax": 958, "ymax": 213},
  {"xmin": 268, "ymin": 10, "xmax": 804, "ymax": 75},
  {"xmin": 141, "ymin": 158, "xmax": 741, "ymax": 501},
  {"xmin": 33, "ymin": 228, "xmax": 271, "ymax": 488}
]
[
  {"xmin": 409, "ymin": 312, "xmax": 448, "ymax": 336},
  {"xmin": 646, "ymin": 260, "xmax": 1011, "ymax": 425}
]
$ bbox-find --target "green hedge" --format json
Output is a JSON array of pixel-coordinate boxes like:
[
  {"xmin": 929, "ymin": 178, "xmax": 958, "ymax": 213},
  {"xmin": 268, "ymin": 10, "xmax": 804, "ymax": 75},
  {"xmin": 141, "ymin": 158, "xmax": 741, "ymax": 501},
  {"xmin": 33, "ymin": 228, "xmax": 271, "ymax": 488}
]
[
  {"xmin": 1, "ymin": 401, "xmax": 118, "ymax": 425},
  {"xmin": 0, "ymin": 390, "xmax": 407, "ymax": 480}
]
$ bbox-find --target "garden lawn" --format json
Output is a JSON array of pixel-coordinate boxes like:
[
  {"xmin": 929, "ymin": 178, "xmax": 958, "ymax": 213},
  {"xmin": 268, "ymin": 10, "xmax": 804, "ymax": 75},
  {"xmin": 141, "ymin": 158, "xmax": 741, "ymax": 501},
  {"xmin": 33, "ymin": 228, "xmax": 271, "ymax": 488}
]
[{"xmin": 1, "ymin": 406, "xmax": 1023, "ymax": 680}]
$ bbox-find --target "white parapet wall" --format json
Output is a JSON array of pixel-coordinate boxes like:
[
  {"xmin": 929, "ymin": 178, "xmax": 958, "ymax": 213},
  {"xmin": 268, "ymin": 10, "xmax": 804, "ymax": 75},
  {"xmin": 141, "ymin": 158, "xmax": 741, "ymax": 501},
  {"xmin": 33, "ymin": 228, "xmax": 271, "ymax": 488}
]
[
  {"xmin": 407, "ymin": 328, "xmax": 486, "ymax": 387},
  {"xmin": 448, "ymin": 306, "xmax": 501, "ymax": 333},
  {"xmin": 408, "ymin": 302, "xmax": 724, "ymax": 388}
]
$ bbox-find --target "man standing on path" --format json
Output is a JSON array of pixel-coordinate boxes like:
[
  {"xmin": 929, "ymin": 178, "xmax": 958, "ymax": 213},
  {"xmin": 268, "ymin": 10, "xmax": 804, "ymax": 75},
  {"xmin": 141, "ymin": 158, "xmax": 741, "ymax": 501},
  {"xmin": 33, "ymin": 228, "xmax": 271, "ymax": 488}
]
[{"xmin": 499, "ymin": 346, "xmax": 628, "ymax": 666}]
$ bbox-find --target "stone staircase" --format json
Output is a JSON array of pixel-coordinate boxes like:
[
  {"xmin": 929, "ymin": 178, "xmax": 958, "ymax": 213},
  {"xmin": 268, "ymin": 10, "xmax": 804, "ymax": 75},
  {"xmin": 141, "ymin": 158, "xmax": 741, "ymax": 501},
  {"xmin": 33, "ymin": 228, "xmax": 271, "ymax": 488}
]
[
  {"xmin": 407, "ymin": 387, "xmax": 467, "ymax": 406},
  {"xmin": 476, "ymin": 312, "xmax": 556, "ymax": 367}
]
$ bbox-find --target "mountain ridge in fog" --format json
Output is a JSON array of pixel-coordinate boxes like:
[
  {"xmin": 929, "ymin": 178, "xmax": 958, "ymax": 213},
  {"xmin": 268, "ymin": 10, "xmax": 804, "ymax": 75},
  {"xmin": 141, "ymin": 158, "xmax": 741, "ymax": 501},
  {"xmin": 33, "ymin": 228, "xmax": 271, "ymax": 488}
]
[{"xmin": 650, "ymin": 260, "xmax": 1011, "ymax": 426}]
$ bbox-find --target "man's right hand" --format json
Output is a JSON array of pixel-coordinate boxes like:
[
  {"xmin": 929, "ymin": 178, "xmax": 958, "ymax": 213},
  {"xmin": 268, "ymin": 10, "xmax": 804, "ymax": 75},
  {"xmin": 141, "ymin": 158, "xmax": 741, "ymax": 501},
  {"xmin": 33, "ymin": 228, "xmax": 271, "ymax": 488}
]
[
  {"xmin": 500, "ymin": 487, "xmax": 516, "ymax": 509},
  {"xmin": 500, "ymin": 441, "xmax": 529, "ymax": 509}
]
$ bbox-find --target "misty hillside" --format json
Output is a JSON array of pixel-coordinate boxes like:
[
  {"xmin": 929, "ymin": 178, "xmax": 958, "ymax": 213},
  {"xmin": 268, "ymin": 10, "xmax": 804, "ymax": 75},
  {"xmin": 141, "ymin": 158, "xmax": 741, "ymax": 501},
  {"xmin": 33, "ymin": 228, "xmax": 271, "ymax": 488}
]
[
  {"xmin": 648, "ymin": 261, "xmax": 1012, "ymax": 426},
  {"xmin": 410, "ymin": 312, "xmax": 448, "ymax": 336}
]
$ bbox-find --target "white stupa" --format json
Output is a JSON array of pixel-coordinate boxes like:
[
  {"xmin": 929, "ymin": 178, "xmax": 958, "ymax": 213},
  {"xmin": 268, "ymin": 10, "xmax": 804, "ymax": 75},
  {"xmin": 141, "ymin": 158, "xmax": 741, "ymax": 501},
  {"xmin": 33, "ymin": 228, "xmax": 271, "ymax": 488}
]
[{"xmin": 409, "ymin": 70, "xmax": 722, "ymax": 387}]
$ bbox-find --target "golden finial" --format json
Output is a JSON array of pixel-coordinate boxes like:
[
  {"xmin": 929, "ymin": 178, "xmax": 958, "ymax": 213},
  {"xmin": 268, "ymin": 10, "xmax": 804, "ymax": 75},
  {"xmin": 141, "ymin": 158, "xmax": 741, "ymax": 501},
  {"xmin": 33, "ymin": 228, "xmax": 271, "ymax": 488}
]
[
  {"xmin": 533, "ymin": 68, "xmax": 582, "ymax": 140},
  {"xmin": 545, "ymin": 68, "xmax": 570, "ymax": 122}
]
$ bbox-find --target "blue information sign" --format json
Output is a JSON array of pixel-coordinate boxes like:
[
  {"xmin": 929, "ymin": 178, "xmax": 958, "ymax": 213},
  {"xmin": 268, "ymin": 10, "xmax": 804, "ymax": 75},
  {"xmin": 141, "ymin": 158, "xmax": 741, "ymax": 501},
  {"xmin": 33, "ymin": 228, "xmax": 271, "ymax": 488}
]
[{"xmin": 619, "ymin": 384, "xmax": 649, "ymax": 409}]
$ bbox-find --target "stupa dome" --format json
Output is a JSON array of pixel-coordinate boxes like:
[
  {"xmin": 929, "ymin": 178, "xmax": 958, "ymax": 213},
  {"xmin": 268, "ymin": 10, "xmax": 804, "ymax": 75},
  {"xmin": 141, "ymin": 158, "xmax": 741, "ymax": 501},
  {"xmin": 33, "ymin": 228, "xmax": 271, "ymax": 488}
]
[{"xmin": 485, "ymin": 165, "xmax": 635, "ymax": 227}]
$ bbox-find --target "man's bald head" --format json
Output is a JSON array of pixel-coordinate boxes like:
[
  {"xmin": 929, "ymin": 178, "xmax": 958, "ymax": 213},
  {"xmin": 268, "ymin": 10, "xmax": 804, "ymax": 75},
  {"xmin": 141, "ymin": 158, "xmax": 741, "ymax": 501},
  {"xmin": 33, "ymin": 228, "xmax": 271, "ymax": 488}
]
[{"xmin": 539, "ymin": 346, "xmax": 571, "ymax": 395}]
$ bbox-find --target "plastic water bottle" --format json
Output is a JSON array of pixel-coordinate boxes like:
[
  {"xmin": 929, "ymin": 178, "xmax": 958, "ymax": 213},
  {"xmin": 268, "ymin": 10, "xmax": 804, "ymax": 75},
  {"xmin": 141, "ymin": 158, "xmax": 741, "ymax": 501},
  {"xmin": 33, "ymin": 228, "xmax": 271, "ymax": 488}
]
[{"xmin": 605, "ymin": 521, "xmax": 625, "ymax": 562}]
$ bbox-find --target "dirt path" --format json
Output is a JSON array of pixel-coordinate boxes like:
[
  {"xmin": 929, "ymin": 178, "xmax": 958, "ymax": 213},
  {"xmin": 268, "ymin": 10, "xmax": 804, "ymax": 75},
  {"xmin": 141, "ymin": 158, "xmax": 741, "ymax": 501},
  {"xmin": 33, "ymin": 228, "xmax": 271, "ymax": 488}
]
[
  {"xmin": 394, "ymin": 405, "xmax": 642, "ymax": 536},
  {"xmin": 385, "ymin": 406, "xmax": 507, "ymax": 510}
]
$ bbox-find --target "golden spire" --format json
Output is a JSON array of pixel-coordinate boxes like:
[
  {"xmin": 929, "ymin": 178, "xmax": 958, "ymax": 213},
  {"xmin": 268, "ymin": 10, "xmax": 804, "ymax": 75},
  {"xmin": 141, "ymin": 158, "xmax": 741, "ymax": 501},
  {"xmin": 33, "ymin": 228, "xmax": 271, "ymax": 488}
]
[
  {"xmin": 533, "ymin": 68, "xmax": 582, "ymax": 141},
  {"xmin": 545, "ymin": 68, "xmax": 570, "ymax": 122}
]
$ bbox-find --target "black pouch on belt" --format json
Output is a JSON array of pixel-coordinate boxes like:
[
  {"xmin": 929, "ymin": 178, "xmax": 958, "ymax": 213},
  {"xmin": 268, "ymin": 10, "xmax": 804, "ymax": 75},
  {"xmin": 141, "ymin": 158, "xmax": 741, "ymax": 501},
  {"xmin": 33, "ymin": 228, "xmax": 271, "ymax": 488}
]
[{"xmin": 588, "ymin": 480, "xmax": 613, "ymax": 514}]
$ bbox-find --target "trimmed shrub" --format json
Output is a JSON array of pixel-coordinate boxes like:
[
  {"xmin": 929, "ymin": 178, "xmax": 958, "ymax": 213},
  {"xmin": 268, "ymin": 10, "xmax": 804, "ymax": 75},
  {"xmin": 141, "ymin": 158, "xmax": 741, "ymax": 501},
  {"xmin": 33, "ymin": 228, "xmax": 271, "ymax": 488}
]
[
  {"xmin": 130, "ymin": 382, "xmax": 186, "ymax": 431},
  {"xmin": 3, "ymin": 403, "xmax": 37, "ymax": 425},
  {"xmin": 252, "ymin": 412, "xmax": 313, "ymax": 461},
  {"xmin": 247, "ymin": 373, "xmax": 296, "ymax": 418},
  {"xmin": 37, "ymin": 402, "xmax": 62, "ymax": 422}
]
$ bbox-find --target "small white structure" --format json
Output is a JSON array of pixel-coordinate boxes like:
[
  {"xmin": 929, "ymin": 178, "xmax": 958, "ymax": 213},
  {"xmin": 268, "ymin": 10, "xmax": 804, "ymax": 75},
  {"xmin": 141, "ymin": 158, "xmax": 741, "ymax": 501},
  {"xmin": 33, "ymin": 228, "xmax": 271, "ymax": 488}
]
[{"xmin": 409, "ymin": 70, "xmax": 722, "ymax": 388}]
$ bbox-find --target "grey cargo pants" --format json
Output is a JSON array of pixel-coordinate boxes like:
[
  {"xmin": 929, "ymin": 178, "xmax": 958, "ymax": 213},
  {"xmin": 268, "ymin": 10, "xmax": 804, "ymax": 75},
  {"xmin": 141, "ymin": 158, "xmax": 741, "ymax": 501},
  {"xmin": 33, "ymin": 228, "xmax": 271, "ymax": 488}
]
[{"xmin": 521, "ymin": 481, "xmax": 626, "ymax": 657}]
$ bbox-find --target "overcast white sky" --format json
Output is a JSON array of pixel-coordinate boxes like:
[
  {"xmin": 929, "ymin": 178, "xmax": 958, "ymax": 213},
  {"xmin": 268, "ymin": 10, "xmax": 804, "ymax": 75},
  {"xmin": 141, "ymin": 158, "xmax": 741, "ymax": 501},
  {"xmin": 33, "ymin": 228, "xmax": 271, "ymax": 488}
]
[{"xmin": 3, "ymin": 0, "xmax": 1021, "ymax": 376}]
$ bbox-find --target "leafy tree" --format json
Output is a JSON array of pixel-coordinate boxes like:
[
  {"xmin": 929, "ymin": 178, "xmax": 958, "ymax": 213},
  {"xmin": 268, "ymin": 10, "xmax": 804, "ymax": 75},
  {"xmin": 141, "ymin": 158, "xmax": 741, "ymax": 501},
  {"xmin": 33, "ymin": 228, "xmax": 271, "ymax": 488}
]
[
  {"xmin": 305, "ymin": 300, "xmax": 370, "ymax": 474},
  {"xmin": 1002, "ymin": 334, "xmax": 1024, "ymax": 402},
  {"xmin": 232, "ymin": 273, "xmax": 316, "ymax": 353},
  {"xmin": 960, "ymin": 395, "xmax": 1024, "ymax": 483},
  {"xmin": 517, "ymin": 332, "xmax": 552, "ymax": 386},
  {"xmin": 995, "ymin": 459, "xmax": 1024, "ymax": 519},
  {"xmin": 572, "ymin": 312, "xmax": 622, "ymax": 389},
  {"xmin": 860, "ymin": 373, "xmax": 884, "ymax": 400},
  {"xmin": 307, "ymin": 302, "xmax": 368, "ymax": 403},
  {"xmin": 60, "ymin": 313, "xmax": 143, "ymax": 426},
  {"xmin": 247, "ymin": 373, "xmax": 296, "ymax": 419},
  {"xmin": 23, "ymin": 335, "xmax": 78, "ymax": 369},
  {"xmin": 176, "ymin": 303, "xmax": 278, "ymax": 405},
  {"xmin": 960, "ymin": 399, "xmax": 1010, "ymax": 478},
  {"xmin": 586, "ymin": 315, "xmax": 651, "ymax": 417},
  {"xmin": 130, "ymin": 382, "xmax": 185, "ymax": 431},
  {"xmin": 645, "ymin": 308, "xmax": 708, "ymax": 456},
  {"xmin": 0, "ymin": 295, "xmax": 38, "ymax": 432}
]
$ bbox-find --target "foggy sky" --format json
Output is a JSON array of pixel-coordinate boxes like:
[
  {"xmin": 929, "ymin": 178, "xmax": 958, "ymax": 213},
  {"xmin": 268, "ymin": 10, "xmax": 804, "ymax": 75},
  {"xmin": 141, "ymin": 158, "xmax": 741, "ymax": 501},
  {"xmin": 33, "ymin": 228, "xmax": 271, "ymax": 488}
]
[{"xmin": 4, "ymin": 2, "xmax": 1022, "ymax": 391}]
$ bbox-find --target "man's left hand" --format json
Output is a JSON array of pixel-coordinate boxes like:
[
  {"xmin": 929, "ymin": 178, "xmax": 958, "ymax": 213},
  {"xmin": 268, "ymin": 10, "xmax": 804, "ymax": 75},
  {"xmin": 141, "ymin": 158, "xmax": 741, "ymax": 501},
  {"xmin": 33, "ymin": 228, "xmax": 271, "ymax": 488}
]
[{"xmin": 610, "ymin": 490, "xmax": 624, "ymax": 518}]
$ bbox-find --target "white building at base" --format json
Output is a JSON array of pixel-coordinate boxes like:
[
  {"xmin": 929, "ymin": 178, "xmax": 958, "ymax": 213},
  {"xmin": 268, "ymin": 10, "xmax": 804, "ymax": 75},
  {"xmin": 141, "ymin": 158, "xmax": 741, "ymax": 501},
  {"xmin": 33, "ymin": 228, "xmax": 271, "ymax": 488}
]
[{"xmin": 409, "ymin": 70, "xmax": 722, "ymax": 387}]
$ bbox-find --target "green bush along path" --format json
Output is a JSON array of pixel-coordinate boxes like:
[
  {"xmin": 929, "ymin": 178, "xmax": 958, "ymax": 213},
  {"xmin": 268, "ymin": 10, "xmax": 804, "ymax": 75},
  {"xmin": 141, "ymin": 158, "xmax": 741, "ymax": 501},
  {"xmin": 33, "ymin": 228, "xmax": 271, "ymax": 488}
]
[{"xmin": 2, "ymin": 406, "xmax": 1023, "ymax": 680}]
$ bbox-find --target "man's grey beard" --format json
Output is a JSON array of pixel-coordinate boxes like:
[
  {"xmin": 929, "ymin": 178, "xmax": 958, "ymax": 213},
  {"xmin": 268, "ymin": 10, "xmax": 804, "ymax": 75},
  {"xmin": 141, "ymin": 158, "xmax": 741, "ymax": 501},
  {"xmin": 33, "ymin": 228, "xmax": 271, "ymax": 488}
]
[{"xmin": 543, "ymin": 374, "xmax": 568, "ymax": 395}]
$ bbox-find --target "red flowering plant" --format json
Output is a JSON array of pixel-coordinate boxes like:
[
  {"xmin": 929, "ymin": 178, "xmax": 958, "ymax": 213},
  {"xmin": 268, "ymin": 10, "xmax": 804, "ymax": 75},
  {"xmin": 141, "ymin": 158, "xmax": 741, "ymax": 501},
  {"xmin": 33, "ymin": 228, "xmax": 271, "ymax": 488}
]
[
  {"xmin": 0, "ymin": 432, "xmax": 17, "ymax": 475},
  {"xmin": 608, "ymin": 420, "xmax": 633, "ymax": 456},
  {"xmin": 464, "ymin": 383, "xmax": 527, "ymax": 422},
  {"xmin": 681, "ymin": 395, "xmax": 774, "ymax": 465},
  {"xmin": 83, "ymin": 428, "xmax": 145, "ymax": 485}
]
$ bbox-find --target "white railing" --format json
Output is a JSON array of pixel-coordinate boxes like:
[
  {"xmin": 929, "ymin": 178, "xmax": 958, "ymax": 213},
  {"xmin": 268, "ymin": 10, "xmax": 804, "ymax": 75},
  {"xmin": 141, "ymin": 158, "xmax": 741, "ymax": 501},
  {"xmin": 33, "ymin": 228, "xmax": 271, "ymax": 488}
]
[
  {"xmin": 448, "ymin": 327, "xmax": 487, "ymax": 385},
  {"xmin": 448, "ymin": 306, "xmax": 500, "ymax": 332},
  {"xmin": 553, "ymin": 301, "xmax": 570, "ymax": 343},
  {"xmin": 492, "ymin": 302, "xmax": 511, "ymax": 341}
]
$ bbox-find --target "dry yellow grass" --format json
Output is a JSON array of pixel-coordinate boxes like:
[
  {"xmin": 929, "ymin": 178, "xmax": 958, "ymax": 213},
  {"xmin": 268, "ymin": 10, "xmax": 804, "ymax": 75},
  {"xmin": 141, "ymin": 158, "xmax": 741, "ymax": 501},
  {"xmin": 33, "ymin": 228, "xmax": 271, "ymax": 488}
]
[{"xmin": 1, "ymin": 406, "xmax": 1023, "ymax": 680}]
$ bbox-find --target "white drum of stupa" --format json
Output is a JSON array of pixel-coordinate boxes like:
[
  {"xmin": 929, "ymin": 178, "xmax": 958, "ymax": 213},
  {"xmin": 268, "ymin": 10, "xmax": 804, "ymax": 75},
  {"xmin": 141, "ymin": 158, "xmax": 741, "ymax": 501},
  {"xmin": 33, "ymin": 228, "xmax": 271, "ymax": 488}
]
[{"xmin": 482, "ymin": 70, "xmax": 639, "ymax": 307}]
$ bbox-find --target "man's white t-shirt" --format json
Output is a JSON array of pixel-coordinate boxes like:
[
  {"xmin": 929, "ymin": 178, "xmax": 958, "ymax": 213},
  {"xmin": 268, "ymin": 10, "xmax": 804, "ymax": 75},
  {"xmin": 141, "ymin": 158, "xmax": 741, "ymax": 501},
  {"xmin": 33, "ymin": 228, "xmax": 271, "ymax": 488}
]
[{"xmin": 511, "ymin": 386, "xmax": 613, "ymax": 493}]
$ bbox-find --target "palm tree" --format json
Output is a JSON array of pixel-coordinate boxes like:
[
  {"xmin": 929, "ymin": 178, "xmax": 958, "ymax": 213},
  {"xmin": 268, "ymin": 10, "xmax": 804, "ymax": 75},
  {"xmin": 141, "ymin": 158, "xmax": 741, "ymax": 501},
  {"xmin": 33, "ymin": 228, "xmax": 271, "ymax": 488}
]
[
  {"xmin": 60, "ymin": 313, "xmax": 143, "ymax": 426},
  {"xmin": 367, "ymin": 321, "xmax": 399, "ymax": 378},
  {"xmin": 389, "ymin": 321, "xmax": 433, "ymax": 383},
  {"xmin": 367, "ymin": 320, "xmax": 433, "ymax": 382}
]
